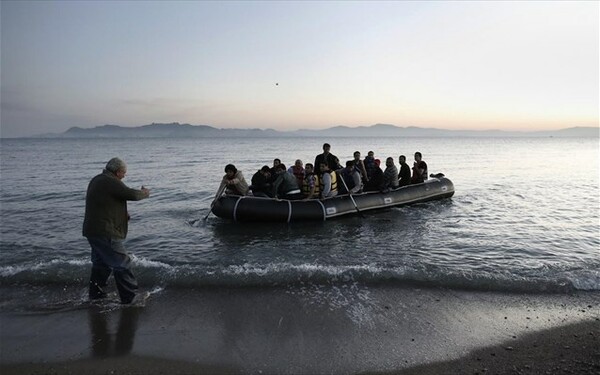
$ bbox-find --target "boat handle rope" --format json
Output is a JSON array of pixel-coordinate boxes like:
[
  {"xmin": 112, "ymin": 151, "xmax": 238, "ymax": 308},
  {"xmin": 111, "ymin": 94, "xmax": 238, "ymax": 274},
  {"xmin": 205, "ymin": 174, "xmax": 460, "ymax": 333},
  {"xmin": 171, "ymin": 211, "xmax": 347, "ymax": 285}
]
[
  {"xmin": 233, "ymin": 196, "xmax": 244, "ymax": 222},
  {"xmin": 316, "ymin": 200, "xmax": 327, "ymax": 221}
]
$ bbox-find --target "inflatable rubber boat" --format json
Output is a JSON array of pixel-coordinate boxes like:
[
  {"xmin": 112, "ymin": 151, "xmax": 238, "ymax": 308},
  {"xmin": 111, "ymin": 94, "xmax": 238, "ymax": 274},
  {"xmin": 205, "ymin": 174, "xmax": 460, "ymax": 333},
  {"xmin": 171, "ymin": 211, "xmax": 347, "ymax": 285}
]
[{"xmin": 211, "ymin": 175, "xmax": 454, "ymax": 222}]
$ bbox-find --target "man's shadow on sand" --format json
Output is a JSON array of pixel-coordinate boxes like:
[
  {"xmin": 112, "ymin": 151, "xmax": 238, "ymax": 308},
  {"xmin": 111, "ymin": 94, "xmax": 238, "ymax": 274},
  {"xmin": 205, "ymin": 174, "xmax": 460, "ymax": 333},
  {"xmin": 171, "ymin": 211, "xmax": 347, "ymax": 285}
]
[{"xmin": 88, "ymin": 307, "xmax": 140, "ymax": 358}]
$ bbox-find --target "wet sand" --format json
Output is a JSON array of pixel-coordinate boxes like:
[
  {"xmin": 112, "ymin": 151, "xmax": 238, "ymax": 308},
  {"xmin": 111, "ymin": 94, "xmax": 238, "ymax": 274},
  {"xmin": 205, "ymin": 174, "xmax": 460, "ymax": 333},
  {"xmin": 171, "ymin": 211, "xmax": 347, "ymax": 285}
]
[
  {"xmin": 395, "ymin": 319, "xmax": 599, "ymax": 375},
  {"xmin": 1, "ymin": 285, "xmax": 599, "ymax": 374}
]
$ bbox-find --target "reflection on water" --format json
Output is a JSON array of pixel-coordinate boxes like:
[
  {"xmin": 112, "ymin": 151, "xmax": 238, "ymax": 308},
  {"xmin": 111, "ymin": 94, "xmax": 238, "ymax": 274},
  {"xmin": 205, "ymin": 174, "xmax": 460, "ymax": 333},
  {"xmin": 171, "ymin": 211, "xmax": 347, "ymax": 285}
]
[{"xmin": 88, "ymin": 307, "xmax": 140, "ymax": 358}]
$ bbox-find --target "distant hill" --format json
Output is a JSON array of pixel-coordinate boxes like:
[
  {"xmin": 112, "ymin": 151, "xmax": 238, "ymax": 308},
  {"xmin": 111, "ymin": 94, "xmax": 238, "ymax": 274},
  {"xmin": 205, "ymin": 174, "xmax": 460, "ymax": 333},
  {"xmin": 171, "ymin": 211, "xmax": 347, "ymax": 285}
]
[
  {"xmin": 34, "ymin": 122, "xmax": 599, "ymax": 138},
  {"xmin": 57, "ymin": 122, "xmax": 281, "ymax": 138}
]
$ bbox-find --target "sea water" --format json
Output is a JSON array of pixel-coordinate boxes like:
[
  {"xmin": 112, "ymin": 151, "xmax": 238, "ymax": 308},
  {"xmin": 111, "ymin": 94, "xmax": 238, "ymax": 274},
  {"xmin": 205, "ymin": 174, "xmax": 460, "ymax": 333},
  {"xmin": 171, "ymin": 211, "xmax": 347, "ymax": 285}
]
[{"xmin": 0, "ymin": 136, "xmax": 599, "ymax": 310}]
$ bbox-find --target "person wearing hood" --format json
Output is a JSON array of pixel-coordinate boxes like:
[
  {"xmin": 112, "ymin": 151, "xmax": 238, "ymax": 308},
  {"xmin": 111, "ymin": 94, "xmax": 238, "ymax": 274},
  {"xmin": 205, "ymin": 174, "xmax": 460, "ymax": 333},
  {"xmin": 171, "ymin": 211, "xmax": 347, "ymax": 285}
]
[{"xmin": 383, "ymin": 157, "xmax": 400, "ymax": 190}]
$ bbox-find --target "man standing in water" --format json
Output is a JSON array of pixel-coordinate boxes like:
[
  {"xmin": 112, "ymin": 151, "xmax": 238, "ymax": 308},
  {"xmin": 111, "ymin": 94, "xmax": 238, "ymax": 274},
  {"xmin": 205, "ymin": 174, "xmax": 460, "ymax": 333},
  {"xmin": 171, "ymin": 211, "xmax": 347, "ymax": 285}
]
[{"xmin": 83, "ymin": 157, "xmax": 150, "ymax": 304}]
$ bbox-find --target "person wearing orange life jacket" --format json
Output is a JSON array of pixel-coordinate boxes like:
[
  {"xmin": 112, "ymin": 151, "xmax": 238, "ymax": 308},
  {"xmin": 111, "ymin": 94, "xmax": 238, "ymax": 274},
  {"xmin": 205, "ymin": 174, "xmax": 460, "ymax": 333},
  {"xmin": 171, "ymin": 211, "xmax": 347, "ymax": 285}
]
[
  {"xmin": 301, "ymin": 163, "xmax": 320, "ymax": 200},
  {"xmin": 319, "ymin": 162, "xmax": 338, "ymax": 198}
]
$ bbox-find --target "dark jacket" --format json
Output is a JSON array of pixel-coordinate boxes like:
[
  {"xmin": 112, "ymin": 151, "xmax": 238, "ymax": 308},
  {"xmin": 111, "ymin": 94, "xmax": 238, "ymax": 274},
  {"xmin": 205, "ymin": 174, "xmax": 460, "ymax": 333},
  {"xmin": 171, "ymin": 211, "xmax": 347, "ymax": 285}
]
[
  {"xmin": 272, "ymin": 172, "xmax": 300, "ymax": 198},
  {"xmin": 314, "ymin": 153, "xmax": 340, "ymax": 175},
  {"xmin": 398, "ymin": 162, "xmax": 411, "ymax": 187},
  {"xmin": 251, "ymin": 170, "xmax": 272, "ymax": 197},
  {"xmin": 83, "ymin": 170, "xmax": 147, "ymax": 239},
  {"xmin": 364, "ymin": 168, "xmax": 384, "ymax": 192},
  {"xmin": 364, "ymin": 156, "xmax": 377, "ymax": 180}
]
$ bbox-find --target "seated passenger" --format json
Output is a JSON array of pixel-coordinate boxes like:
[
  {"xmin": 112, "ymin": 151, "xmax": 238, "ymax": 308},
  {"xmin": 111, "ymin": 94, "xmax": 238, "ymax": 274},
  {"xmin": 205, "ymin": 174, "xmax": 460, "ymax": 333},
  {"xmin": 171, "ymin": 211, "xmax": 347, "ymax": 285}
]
[
  {"xmin": 364, "ymin": 159, "xmax": 384, "ymax": 192},
  {"xmin": 338, "ymin": 160, "xmax": 362, "ymax": 194},
  {"xmin": 269, "ymin": 158, "xmax": 281, "ymax": 183},
  {"xmin": 352, "ymin": 151, "xmax": 369, "ymax": 183},
  {"xmin": 411, "ymin": 151, "xmax": 428, "ymax": 184},
  {"xmin": 287, "ymin": 159, "xmax": 305, "ymax": 187},
  {"xmin": 218, "ymin": 164, "xmax": 249, "ymax": 196},
  {"xmin": 398, "ymin": 155, "xmax": 411, "ymax": 187},
  {"xmin": 271, "ymin": 164, "xmax": 302, "ymax": 200},
  {"xmin": 319, "ymin": 162, "xmax": 338, "ymax": 199},
  {"xmin": 301, "ymin": 163, "xmax": 320, "ymax": 200},
  {"xmin": 363, "ymin": 151, "xmax": 377, "ymax": 181},
  {"xmin": 383, "ymin": 157, "xmax": 399, "ymax": 191},
  {"xmin": 250, "ymin": 166, "xmax": 273, "ymax": 197}
]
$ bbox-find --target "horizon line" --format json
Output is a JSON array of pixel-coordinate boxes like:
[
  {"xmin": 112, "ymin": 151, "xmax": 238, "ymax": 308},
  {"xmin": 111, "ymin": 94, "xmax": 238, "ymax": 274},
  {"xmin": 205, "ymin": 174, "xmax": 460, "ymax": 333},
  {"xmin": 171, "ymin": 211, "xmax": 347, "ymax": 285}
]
[{"xmin": 59, "ymin": 122, "xmax": 600, "ymax": 133}]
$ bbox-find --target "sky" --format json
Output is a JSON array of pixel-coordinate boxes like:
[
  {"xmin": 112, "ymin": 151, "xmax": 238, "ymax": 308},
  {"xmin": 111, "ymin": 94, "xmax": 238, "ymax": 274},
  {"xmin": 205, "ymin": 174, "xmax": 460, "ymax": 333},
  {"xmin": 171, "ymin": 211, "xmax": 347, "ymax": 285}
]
[{"xmin": 1, "ymin": 1, "xmax": 598, "ymax": 138}]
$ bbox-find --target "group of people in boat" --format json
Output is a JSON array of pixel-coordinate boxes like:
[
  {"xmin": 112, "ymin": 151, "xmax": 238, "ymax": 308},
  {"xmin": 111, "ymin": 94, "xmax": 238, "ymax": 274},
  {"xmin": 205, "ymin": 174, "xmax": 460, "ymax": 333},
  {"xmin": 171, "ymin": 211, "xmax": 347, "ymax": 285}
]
[{"xmin": 217, "ymin": 143, "xmax": 429, "ymax": 200}]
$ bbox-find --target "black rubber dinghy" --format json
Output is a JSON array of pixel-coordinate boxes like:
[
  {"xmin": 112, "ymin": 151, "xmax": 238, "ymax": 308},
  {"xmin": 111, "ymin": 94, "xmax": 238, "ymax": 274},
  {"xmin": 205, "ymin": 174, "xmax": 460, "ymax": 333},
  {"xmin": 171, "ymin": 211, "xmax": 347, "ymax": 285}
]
[{"xmin": 211, "ymin": 175, "xmax": 454, "ymax": 223}]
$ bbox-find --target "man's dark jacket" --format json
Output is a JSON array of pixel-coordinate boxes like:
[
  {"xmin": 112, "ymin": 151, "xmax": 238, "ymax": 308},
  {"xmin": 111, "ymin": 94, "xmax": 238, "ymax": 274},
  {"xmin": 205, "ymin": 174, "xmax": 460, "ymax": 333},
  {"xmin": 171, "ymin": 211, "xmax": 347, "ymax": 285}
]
[
  {"xmin": 83, "ymin": 170, "xmax": 146, "ymax": 239},
  {"xmin": 314, "ymin": 153, "xmax": 340, "ymax": 175},
  {"xmin": 398, "ymin": 163, "xmax": 411, "ymax": 187},
  {"xmin": 251, "ymin": 170, "xmax": 272, "ymax": 197}
]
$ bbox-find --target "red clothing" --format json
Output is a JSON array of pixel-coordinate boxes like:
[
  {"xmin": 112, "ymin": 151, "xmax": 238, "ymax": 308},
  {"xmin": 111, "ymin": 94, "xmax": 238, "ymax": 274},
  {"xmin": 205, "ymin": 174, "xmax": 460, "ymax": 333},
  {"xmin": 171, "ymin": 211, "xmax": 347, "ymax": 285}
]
[{"xmin": 288, "ymin": 165, "xmax": 305, "ymax": 187}]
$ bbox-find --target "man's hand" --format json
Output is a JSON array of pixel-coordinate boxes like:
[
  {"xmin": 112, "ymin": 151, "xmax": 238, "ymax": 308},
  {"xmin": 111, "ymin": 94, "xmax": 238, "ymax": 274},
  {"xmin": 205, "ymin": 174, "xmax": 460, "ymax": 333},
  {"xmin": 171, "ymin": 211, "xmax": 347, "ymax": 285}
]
[{"xmin": 141, "ymin": 186, "xmax": 150, "ymax": 198}]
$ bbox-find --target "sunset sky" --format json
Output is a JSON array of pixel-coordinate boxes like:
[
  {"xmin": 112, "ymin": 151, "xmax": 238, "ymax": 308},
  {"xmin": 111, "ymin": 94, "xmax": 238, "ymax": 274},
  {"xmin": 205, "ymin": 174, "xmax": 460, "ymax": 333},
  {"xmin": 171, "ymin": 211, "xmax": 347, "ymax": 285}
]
[{"xmin": 1, "ymin": 1, "xmax": 598, "ymax": 137}]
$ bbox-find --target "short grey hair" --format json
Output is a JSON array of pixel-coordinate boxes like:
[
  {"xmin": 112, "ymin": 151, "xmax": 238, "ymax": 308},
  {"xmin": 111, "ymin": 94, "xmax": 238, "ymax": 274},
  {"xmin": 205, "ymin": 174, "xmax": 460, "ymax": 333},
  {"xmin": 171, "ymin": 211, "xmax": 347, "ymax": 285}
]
[{"xmin": 105, "ymin": 157, "xmax": 127, "ymax": 173}]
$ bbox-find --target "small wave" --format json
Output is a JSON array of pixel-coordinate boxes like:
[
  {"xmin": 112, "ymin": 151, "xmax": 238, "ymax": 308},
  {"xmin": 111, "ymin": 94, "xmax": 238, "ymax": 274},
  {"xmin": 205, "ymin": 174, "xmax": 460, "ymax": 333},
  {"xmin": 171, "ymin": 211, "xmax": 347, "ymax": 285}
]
[
  {"xmin": 566, "ymin": 269, "xmax": 600, "ymax": 291},
  {"xmin": 1, "ymin": 258, "xmax": 598, "ymax": 293},
  {"xmin": 130, "ymin": 254, "xmax": 174, "ymax": 270},
  {"xmin": 0, "ymin": 258, "xmax": 88, "ymax": 277}
]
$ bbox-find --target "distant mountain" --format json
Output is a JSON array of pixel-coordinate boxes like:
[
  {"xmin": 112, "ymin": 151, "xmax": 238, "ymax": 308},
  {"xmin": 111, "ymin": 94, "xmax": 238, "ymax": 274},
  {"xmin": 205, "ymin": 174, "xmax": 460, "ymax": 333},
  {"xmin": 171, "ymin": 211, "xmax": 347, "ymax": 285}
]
[
  {"xmin": 34, "ymin": 122, "xmax": 599, "ymax": 138},
  {"xmin": 292, "ymin": 124, "xmax": 599, "ymax": 138},
  {"xmin": 57, "ymin": 122, "xmax": 281, "ymax": 138},
  {"xmin": 291, "ymin": 124, "xmax": 507, "ymax": 137}
]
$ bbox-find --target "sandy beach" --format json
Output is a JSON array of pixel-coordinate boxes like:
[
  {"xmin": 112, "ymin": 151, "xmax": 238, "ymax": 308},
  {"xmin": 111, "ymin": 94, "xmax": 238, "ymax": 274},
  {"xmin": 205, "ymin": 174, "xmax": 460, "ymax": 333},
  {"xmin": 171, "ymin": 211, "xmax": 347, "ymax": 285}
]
[{"xmin": 1, "ymin": 284, "xmax": 598, "ymax": 374}]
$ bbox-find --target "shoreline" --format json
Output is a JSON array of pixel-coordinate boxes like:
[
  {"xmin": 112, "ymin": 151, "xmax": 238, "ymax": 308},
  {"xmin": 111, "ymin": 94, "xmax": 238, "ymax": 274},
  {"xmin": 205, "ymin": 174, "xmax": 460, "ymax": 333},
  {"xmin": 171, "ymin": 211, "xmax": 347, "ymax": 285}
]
[{"xmin": 1, "ymin": 284, "xmax": 599, "ymax": 374}]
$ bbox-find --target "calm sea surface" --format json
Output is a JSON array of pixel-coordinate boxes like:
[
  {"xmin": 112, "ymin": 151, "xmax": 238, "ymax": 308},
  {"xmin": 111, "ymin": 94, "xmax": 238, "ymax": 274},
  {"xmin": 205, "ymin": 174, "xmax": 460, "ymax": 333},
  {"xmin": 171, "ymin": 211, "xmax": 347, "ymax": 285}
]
[{"xmin": 1, "ymin": 137, "xmax": 599, "ymax": 305}]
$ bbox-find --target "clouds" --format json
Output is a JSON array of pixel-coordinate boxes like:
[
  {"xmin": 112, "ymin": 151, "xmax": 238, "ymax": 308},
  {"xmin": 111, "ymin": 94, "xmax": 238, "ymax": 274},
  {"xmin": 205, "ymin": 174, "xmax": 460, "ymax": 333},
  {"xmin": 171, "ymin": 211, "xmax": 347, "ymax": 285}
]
[{"xmin": 1, "ymin": 1, "xmax": 598, "ymax": 137}]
